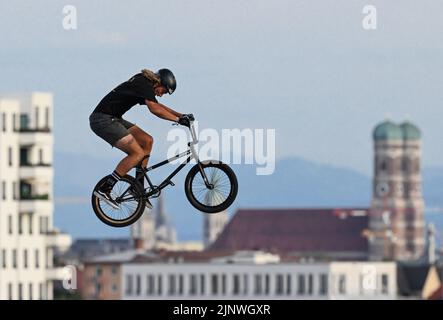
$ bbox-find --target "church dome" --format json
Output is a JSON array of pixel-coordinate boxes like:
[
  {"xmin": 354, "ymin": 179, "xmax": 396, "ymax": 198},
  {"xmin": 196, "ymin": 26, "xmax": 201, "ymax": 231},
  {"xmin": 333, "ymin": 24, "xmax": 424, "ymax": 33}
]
[
  {"xmin": 373, "ymin": 120, "xmax": 403, "ymax": 141},
  {"xmin": 400, "ymin": 121, "xmax": 421, "ymax": 140}
]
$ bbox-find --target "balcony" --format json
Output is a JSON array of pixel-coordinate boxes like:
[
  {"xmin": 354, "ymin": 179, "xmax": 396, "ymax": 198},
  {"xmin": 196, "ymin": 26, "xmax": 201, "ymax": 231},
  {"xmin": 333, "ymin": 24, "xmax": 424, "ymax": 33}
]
[
  {"xmin": 19, "ymin": 163, "xmax": 53, "ymax": 180},
  {"xmin": 46, "ymin": 230, "xmax": 72, "ymax": 251},
  {"xmin": 46, "ymin": 267, "xmax": 67, "ymax": 281},
  {"xmin": 19, "ymin": 128, "xmax": 53, "ymax": 146},
  {"xmin": 19, "ymin": 195, "xmax": 52, "ymax": 213}
]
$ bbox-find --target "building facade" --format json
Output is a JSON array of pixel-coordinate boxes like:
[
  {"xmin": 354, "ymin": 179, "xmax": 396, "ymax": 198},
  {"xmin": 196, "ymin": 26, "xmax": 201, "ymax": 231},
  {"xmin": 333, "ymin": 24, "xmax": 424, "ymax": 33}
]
[
  {"xmin": 0, "ymin": 92, "xmax": 71, "ymax": 300},
  {"xmin": 369, "ymin": 120, "xmax": 425, "ymax": 261},
  {"xmin": 120, "ymin": 252, "xmax": 396, "ymax": 300}
]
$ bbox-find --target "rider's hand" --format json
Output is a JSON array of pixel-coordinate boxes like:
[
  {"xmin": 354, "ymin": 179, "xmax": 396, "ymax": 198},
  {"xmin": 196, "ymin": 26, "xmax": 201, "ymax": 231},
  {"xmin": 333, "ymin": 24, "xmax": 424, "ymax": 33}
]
[{"xmin": 178, "ymin": 114, "xmax": 191, "ymax": 127}]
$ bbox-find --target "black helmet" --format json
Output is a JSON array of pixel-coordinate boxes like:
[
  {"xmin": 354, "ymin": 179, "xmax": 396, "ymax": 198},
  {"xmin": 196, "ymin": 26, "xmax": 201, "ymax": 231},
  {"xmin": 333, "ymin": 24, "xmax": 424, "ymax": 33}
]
[{"xmin": 156, "ymin": 68, "xmax": 176, "ymax": 94}]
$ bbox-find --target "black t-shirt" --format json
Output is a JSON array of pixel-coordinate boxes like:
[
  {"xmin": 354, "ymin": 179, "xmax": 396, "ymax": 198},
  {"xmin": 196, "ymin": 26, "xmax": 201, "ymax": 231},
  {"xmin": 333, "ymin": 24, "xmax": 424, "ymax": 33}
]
[{"xmin": 93, "ymin": 73, "xmax": 158, "ymax": 118}]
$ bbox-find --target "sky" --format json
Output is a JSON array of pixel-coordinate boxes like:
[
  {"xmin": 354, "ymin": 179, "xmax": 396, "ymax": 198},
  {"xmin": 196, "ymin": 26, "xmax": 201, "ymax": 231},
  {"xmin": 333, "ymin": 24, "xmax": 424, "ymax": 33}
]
[{"xmin": 1, "ymin": 0, "xmax": 443, "ymax": 175}]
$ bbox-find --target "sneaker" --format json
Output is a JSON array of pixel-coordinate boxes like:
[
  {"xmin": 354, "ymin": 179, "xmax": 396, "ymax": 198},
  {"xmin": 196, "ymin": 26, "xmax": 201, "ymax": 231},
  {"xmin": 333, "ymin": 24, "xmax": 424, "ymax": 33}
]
[{"xmin": 94, "ymin": 189, "xmax": 120, "ymax": 209}]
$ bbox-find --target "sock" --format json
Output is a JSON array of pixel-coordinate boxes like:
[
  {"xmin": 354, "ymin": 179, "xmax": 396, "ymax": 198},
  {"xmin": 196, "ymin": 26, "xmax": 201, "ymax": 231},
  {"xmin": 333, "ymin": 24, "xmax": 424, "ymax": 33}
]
[
  {"xmin": 135, "ymin": 167, "xmax": 145, "ymax": 187},
  {"xmin": 135, "ymin": 155, "xmax": 149, "ymax": 187},
  {"xmin": 100, "ymin": 170, "xmax": 122, "ymax": 192}
]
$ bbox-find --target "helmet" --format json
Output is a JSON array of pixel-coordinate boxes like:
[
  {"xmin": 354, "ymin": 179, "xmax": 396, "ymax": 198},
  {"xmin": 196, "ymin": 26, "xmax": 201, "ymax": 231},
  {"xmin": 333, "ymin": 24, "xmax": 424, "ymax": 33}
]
[{"xmin": 156, "ymin": 68, "xmax": 176, "ymax": 94}]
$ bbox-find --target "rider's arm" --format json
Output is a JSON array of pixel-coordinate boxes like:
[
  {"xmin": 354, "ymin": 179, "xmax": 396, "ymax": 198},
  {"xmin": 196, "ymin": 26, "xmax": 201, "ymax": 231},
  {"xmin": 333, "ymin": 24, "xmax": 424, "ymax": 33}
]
[
  {"xmin": 145, "ymin": 100, "xmax": 180, "ymax": 122},
  {"xmin": 160, "ymin": 103, "xmax": 183, "ymax": 118}
]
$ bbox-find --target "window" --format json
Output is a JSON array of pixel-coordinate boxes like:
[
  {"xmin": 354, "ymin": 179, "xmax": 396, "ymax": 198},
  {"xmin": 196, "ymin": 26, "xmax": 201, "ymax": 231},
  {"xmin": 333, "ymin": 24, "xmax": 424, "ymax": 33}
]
[
  {"xmin": 12, "ymin": 182, "xmax": 17, "ymax": 200},
  {"xmin": 221, "ymin": 274, "xmax": 226, "ymax": 295},
  {"xmin": 13, "ymin": 114, "xmax": 17, "ymax": 131},
  {"xmin": 95, "ymin": 283, "xmax": 102, "ymax": 296},
  {"xmin": 39, "ymin": 149, "xmax": 43, "ymax": 164},
  {"xmin": 12, "ymin": 249, "xmax": 17, "ymax": 268},
  {"xmin": 2, "ymin": 113, "xmax": 6, "ymax": 132},
  {"xmin": 8, "ymin": 283, "xmax": 12, "ymax": 300},
  {"xmin": 29, "ymin": 283, "xmax": 33, "ymax": 300},
  {"xmin": 19, "ymin": 214, "xmax": 23, "ymax": 234},
  {"xmin": 286, "ymin": 274, "xmax": 292, "ymax": 295},
  {"xmin": 125, "ymin": 275, "xmax": 133, "ymax": 295},
  {"xmin": 233, "ymin": 274, "xmax": 240, "ymax": 295},
  {"xmin": 24, "ymin": 250, "xmax": 28, "ymax": 268},
  {"xmin": 189, "ymin": 274, "xmax": 197, "ymax": 295},
  {"xmin": 211, "ymin": 274, "xmax": 218, "ymax": 295},
  {"xmin": 381, "ymin": 274, "xmax": 389, "ymax": 294},
  {"xmin": 264, "ymin": 274, "xmax": 270, "ymax": 295},
  {"xmin": 319, "ymin": 274, "xmax": 328, "ymax": 295},
  {"xmin": 254, "ymin": 274, "xmax": 262, "ymax": 295},
  {"xmin": 20, "ymin": 114, "xmax": 29, "ymax": 130},
  {"xmin": 35, "ymin": 107, "xmax": 39, "ymax": 129},
  {"xmin": 35, "ymin": 249, "xmax": 39, "ymax": 268},
  {"xmin": 178, "ymin": 275, "xmax": 184, "ymax": 295},
  {"xmin": 39, "ymin": 283, "xmax": 43, "ymax": 300},
  {"xmin": 18, "ymin": 283, "xmax": 23, "ymax": 300},
  {"xmin": 243, "ymin": 274, "xmax": 248, "ymax": 295},
  {"xmin": 8, "ymin": 147, "xmax": 12, "ymax": 166},
  {"xmin": 136, "ymin": 275, "xmax": 141, "ymax": 296},
  {"xmin": 96, "ymin": 267, "xmax": 102, "ymax": 277},
  {"xmin": 111, "ymin": 266, "xmax": 118, "ymax": 275},
  {"xmin": 168, "ymin": 274, "xmax": 176, "ymax": 295},
  {"xmin": 200, "ymin": 274, "xmax": 205, "ymax": 295},
  {"xmin": 2, "ymin": 249, "xmax": 6, "ymax": 268},
  {"xmin": 276, "ymin": 274, "xmax": 284, "ymax": 295},
  {"xmin": 2, "ymin": 181, "xmax": 6, "ymax": 200},
  {"xmin": 338, "ymin": 274, "xmax": 346, "ymax": 295},
  {"xmin": 147, "ymin": 275, "xmax": 155, "ymax": 295},
  {"xmin": 297, "ymin": 274, "xmax": 306, "ymax": 295},
  {"xmin": 8, "ymin": 215, "xmax": 12, "ymax": 234},
  {"xmin": 157, "ymin": 275, "xmax": 162, "ymax": 295},
  {"xmin": 45, "ymin": 107, "xmax": 50, "ymax": 128},
  {"xmin": 29, "ymin": 215, "xmax": 33, "ymax": 234},
  {"xmin": 308, "ymin": 274, "xmax": 314, "ymax": 295},
  {"xmin": 111, "ymin": 284, "xmax": 117, "ymax": 293}
]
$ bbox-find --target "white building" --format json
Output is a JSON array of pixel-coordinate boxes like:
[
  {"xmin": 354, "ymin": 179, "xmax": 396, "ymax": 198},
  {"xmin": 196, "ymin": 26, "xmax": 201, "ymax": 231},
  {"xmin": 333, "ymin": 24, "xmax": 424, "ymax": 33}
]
[
  {"xmin": 119, "ymin": 251, "xmax": 397, "ymax": 300},
  {"xmin": 0, "ymin": 92, "xmax": 71, "ymax": 300}
]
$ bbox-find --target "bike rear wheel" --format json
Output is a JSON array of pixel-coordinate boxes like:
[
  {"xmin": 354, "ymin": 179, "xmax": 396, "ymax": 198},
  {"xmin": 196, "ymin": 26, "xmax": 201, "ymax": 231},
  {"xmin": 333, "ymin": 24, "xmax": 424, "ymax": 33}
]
[
  {"xmin": 185, "ymin": 160, "xmax": 238, "ymax": 214},
  {"xmin": 91, "ymin": 174, "xmax": 146, "ymax": 227}
]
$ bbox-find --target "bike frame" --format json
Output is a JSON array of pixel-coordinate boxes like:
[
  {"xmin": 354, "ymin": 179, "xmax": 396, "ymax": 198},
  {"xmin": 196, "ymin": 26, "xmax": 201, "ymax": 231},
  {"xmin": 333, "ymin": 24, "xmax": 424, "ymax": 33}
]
[{"xmin": 119, "ymin": 121, "xmax": 211, "ymax": 201}]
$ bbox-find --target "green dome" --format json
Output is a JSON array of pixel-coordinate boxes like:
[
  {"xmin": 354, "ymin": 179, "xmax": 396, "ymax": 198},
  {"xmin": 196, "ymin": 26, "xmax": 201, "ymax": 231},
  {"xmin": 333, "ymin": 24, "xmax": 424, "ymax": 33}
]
[
  {"xmin": 373, "ymin": 121, "xmax": 403, "ymax": 141},
  {"xmin": 400, "ymin": 121, "xmax": 421, "ymax": 140}
]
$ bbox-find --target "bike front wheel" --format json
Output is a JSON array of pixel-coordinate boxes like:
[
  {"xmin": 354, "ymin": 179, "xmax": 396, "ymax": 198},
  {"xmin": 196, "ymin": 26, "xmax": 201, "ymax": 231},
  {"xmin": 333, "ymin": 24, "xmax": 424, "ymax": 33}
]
[
  {"xmin": 91, "ymin": 174, "xmax": 146, "ymax": 227},
  {"xmin": 184, "ymin": 160, "xmax": 238, "ymax": 214}
]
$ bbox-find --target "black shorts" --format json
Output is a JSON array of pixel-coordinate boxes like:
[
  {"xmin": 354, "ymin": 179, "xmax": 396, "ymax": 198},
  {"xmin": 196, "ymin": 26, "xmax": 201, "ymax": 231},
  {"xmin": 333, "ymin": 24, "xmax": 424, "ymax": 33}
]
[{"xmin": 89, "ymin": 112, "xmax": 135, "ymax": 147}]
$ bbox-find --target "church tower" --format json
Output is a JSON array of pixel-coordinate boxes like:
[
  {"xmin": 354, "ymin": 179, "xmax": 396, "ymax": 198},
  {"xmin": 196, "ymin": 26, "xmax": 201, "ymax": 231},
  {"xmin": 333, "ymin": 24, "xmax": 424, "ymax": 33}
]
[
  {"xmin": 369, "ymin": 120, "xmax": 425, "ymax": 261},
  {"xmin": 203, "ymin": 211, "xmax": 228, "ymax": 248}
]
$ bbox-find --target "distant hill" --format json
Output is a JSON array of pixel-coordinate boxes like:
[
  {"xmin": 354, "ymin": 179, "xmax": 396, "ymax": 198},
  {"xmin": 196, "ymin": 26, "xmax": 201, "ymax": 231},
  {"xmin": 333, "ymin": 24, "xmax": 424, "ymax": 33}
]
[{"xmin": 53, "ymin": 151, "xmax": 443, "ymax": 243}]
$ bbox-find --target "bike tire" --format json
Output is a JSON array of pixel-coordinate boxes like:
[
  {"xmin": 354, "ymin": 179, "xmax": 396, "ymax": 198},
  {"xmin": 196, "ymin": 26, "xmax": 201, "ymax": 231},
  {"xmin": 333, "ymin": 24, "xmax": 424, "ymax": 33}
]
[
  {"xmin": 184, "ymin": 160, "xmax": 238, "ymax": 214},
  {"xmin": 91, "ymin": 174, "xmax": 146, "ymax": 227}
]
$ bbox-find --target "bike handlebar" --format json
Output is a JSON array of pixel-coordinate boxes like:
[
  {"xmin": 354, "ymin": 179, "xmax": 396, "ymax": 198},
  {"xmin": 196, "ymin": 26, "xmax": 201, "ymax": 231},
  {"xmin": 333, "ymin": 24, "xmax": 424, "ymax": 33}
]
[{"xmin": 189, "ymin": 120, "xmax": 198, "ymax": 144}]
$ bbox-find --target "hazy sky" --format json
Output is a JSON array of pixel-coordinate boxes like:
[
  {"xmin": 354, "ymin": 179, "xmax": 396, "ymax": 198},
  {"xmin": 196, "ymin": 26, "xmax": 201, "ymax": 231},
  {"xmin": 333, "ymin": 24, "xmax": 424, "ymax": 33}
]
[{"xmin": 1, "ymin": 0, "xmax": 443, "ymax": 175}]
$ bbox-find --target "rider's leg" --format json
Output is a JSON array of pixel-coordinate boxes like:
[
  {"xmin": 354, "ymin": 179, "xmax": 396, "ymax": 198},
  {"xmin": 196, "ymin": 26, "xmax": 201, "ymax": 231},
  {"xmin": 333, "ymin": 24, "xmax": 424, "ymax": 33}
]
[
  {"xmin": 128, "ymin": 126, "xmax": 154, "ymax": 185},
  {"xmin": 98, "ymin": 134, "xmax": 145, "ymax": 192}
]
